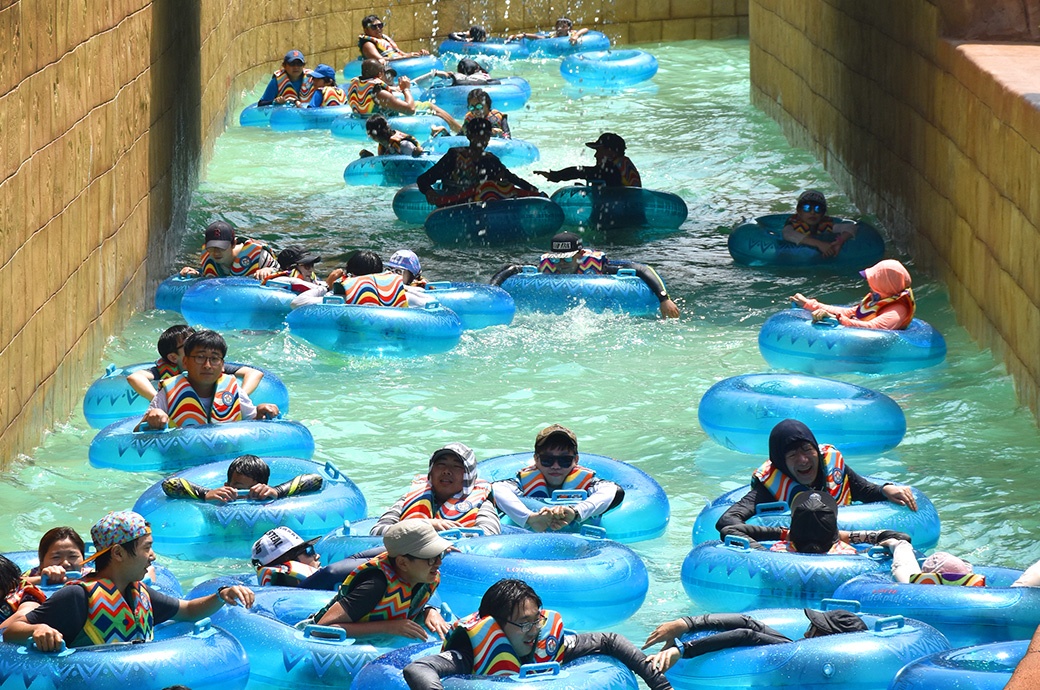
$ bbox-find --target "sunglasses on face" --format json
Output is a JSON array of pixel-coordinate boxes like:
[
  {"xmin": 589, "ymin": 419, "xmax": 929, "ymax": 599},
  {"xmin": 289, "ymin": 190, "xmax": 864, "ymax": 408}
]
[
  {"xmin": 547, "ymin": 256, "xmax": 574, "ymax": 263},
  {"xmin": 538, "ymin": 453, "xmax": 575, "ymax": 468},
  {"xmin": 799, "ymin": 203, "xmax": 825, "ymax": 214},
  {"xmin": 468, "ymin": 103, "xmax": 485, "ymax": 111},
  {"xmin": 302, "ymin": 544, "xmax": 316, "ymax": 557},
  {"xmin": 371, "ymin": 22, "xmax": 384, "ymax": 28}
]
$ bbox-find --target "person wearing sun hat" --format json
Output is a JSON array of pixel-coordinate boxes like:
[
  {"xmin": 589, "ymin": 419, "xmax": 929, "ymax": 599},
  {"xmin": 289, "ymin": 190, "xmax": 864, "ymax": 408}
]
[
  {"xmin": 306, "ymin": 520, "xmax": 452, "ymax": 640},
  {"xmin": 3, "ymin": 511, "xmax": 254, "ymax": 651},
  {"xmin": 780, "ymin": 189, "xmax": 858, "ymax": 257},
  {"xmin": 535, "ymin": 132, "xmax": 641, "ymax": 188},
  {"xmin": 790, "ymin": 258, "xmax": 916, "ymax": 330},
  {"xmin": 178, "ymin": 220, "xmax": 279, "ymax": 279},
  {"xmin": 489, "ymin": 231, "xmax": 681, "ymax": 318},
  {"xmin": 257, "ymin": 48, "xmax": 315, "ymax": 106},
  {"xmin": 492, "ymin": 424, "xmax": 624, "ymax": 534},
  {"xmin": 371, "ymin": 442, "xmax": 501, "ymax": 537}
]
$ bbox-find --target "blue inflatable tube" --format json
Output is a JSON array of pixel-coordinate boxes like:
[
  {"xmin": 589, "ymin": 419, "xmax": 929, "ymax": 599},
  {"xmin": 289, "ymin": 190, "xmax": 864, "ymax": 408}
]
[
  {"xmin": 697, "ymin": 373, "xmax": 906, "ymax": 456},
  {"xmin": 665, "ymin": 605, "xmax": 949, "ymax": 690},
  {"xmin": 437, "ymin": 532, "xmax": 648, "ymax": 630},
  {"xmin": 184, "ymin": 582, "xmax": 440, "ymax": 690},
  {"xmin": 420, "ymin": 282, "xmax": 515, "ymax": 330},
  {"xmin": 477, "ymin": 452, "xmax": 669, "ymax": 543},
  {"xmin": 269, "ymin": 104, "xmax": 354, "ymax": 131},
  {"xmin": 133, "ymin": 457, "xmax": 367, "ymax": 561},
  {"xmin": 425, "ymin": 135, "xmax": 540, "ymax": 167},
  {"xmin": 154, "ymin": 274, "xmax": 199, "ymax": 312},
  {"xmin": 527, "ymin": 31, "xmax": 611, "ymax": 57},
  {"xmin": 500, "ymin": 266, "xmax": 660, "ymax": 316},
  {"xmin": 82, "ymin": 360, "xmax": 290, "ymax": 429},
  {"xmin": 393, "ymin": 184, "xmax": 437, "ymax": 224},
  {"xmin": 691, "ymin": 480, "xmax": 940, "ymax": 550},
  {"xmin": 179, "ymin": 276, "xmax": 296, "ymax": 331},
  {"xmin": 550, "ymin": 185, "xmax": 688, "ymax": 231},
  {"xmin": 758, "ymin": 308, "xmax": 947, "ymax": 375},
  {"xmin": 728, "ymin": 214, "xmax": 886, "ymax": 269},
  {"xmin": 560, "ymin": 50, "xmax": 658, "ymax": 88},
  {"xmin": 286, "ymin": 297, "xmax": 463, "ymax": 357},
  {"xmin": 890, "ymin": 640, "xmax": 1024, "ymax": 690},
  {"xmin": 0, "ymin": 619, "xmax": 249, "ymax": 690},
  {"xmin": 3, "ymin": 550, "xmax": 183, "ymax": 598},
  {"xmin": 680, "ymin": 535, "xmax": 890, "ymax": 611},
  {"xmin": 352, "ymin": 641, "xmax": 639, "ymax": 690},
  {"xmin": 343, "ymin": 154, "xmax": 438, "ymax": 187},
  {"xmin": 88, "ymin": 417, "xmax": 315, "ymax": 473},
  {"xmin": 239, "ymin": 103, "xmax": 279, "ymax": 127},
  {"xmin": 330, "ymin": 112, "xmax": 447, "ymax": 141},
  {"xmin": 438, "ymin": 38, "xmax": 531, "ymax": 59},
  {"xmin": 342, "ymin": 55, "xmax": 444, "ymax": 81},
  {"xmin": 833, "ymin": 568, "xmax": 1040, "ymax": 648},
  {"xmin": 425, "ymin": 77, "xmax": 531, "ymax": 117},
  {"xmin": 425, "ymin": 198, "xmax": 565, "ymax": 246}
]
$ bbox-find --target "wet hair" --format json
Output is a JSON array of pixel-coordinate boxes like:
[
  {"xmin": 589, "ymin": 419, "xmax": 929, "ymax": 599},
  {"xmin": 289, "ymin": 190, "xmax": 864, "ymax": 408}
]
[
  {"xmin": 556, "ymin": 17, "xmax": 574, "ymax": 27},
  {"xmin": 227, "ymin": 455, "xmax": 270, "ymax": 484},
  {"xmin": 362, "ymin": 14, "xmax": 382, "ymax": 29},
  {"xmin": 467, "ymin": 88, "xmax": 492, "ymax": 111},
  {"xmin": 157, "ymin": 325, "xmax": 195, "ymax": 362},
  {"xmin": 181, "ymin": 329, "xmax": 228, "ymax": 358},
  {"xmin": 346, "ymin": 250, "xmax": 383, "ymax": 276},
  {"xmin": 37, "ymin": 526, "xmax": 87, "ymax": 565},
  {"xmin": 478, "ymin": 578, "xmax": 542, "ymax": 622},
  {"xmin": 0, "ymin": 555, "xmax": 20, "ymax": 596},
  {"xmin": 469, "ymin": 25, "xmax": 487, "ymax": 42},
  {"xmin": 456, "ymin": 58, "xmax": 484, "ymax": 75},
  {"xmin": 361, "ymin": 58, "xmax": 385, "ymax": 80},
  {"xmin": 365, "ymin": 115, "xmax": 392, "ymax": 139},
  {"xmin": 465, "ymin": 117, "xmax": 493, "ymax": 138},
  {"xmin": 92, "ymin": 530, "xmax": 148, "ymax": 572}
]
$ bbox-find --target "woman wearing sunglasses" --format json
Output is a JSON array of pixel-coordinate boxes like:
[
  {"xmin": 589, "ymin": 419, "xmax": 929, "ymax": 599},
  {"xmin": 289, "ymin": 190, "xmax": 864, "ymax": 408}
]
[
  {"xmin": 359, "ymin": 15, "xmax": 429, "ymax": 65},
  {"xmin": 461, "ymin": 89, "xmax": 510, "ymax": 139},
  {"xmin": 781, "ymin": 189, "xmax": 858, "ymax": 258},
  {"xmin": 492, "ymin": 425, "xmax": 624, "ymax": 533}
]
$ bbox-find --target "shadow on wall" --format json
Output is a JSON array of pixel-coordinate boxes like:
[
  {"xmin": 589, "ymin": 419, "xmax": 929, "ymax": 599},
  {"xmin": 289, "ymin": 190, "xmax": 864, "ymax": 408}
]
[
  {"xmin": 149, "ymin": 0, "xmax": 202, "ymax": 282},
  {"xmin": 935, "ymin": 0, "xmax": 1040, "ymax": 40}
]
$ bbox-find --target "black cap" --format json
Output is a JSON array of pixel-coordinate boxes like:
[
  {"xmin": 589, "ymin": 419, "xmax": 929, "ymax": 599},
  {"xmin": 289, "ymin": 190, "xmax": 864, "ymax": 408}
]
[
  {"xmin": 204, "ymin": 221, "xmax": 236, "ymax": 249},
  {"xmin": 585, "ymin": 132, "xmax": 626, "ymax": 153},
  {"xmin": 277, "ymin": 245, "xmax": 321, "ymax": 268},
  {"xmin": 803, "ymin": 608, "xmax": 867, "ymax": 636},
  {"xmin": 788, "ymin": 491, "xmax": 839, "ymax": 554},
  {"xmin": 547, "ymin": 231, "xmax": 582, "ymax": 256}
]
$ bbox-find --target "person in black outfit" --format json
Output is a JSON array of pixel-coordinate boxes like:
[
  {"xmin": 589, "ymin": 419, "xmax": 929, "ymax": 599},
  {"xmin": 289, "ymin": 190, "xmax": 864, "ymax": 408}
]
[
  {"xmin": 403, "ymin": 578, "xmax": 672, "ymax": 690},
  {"xmin": 535, "ymin": 132, "xmax": 641, "ymax": 188}
]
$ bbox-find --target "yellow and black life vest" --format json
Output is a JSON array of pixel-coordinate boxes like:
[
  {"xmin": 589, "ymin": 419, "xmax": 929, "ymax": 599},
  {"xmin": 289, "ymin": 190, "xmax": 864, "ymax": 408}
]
[{"xmin": 358, "ymin": 34, "xmax": 405, "ymax": 59}]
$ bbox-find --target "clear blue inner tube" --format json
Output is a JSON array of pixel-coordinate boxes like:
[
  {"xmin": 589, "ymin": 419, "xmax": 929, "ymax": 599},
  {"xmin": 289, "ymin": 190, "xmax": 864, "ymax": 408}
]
[
  {"xmin": 424, "ymin": 198, "xmax": 564, "ymax": 246},
  {"xmin": 343, "ymin": 154, "xmax": 438, "ymax": 187},
  {"xmin": 239, "ymin": 103, "xmax": 278, "ymax": 127},
  {"xmin": 133, "ymin": 456, "xmax": 367, "ymax": 561},
  {"xmin": 758, "ymin": 307, "xmax": 947, "ymax": 375},
  {"xmin": 420, "ymin": 281, "xmax": 515, "ymax": 330},
  {"xmin": 500, "ymin": 266, "xmax": 660, "ymax": 316},
  {"xmin": 691, "ymin": 480, "xmax": 941, "ymax": 551},
  {"xmin": 665, "ymin": 605, "xmax": 949, "ymax": 690},
  {"xmin": 550, "ymin": 185, "xmax": 688, "ymax": 231},
  {"xmin": 697, "ymin": 373, "xmax": 906, "ymax": 456},
  {"xmin": 477, "ymin": 452, "xmax": 669, "ymax": 543},
  {"xmin": 392, "ymin": 184, "xmax": 435, "ymax": 224},
  {"xmin": 437, "ymin": 38, "xmax": 531, "ymax": 59},
  {"xmin": 82, "ymin": 360, "xmax": 289, "ymax": 429},
  {"xmin": 728, "ymin": 214, "xmax": 885, "ymax": 269},
  {"xmin": 88, "ymin": 417, "xmax": 315, "ymax": 473},
  {"xmin": 527, "ymin": 31, "xmax": 611, "ymax": 57},
  {"xmin": 331, "ymin": 113, "xmax": 447, "ymax": 142},
  {"xmin": 425, "ymin": 136, "xmax": 540, "ymax": 167},
  {"xmin": 560, "ymin": 50, "xmax": 658, "ymax": 88},
  {"xmin": 342, "ymin": 55, "xmax": 444, "ymax": 81},
  {"xmin": 424, "ymin": 77, "xmax": 531, "ymax": 118},
  {"xmin": 681, "ymin": 535, "xmax": 891, "ymax": 611},
  {"xmin": 180, "ymin": 276, "xmax": 297, "ymax": 331},
  {"xmin": 155, "ymin": 274, "xmax": 200, "ymax": 312},
  {"xmin": 890, "ymin": 640, "xmax": 1025, "ymax": 690},
  {"xmin": 269, "ymin": 104, "xmax": 353, "ymax": 131}
]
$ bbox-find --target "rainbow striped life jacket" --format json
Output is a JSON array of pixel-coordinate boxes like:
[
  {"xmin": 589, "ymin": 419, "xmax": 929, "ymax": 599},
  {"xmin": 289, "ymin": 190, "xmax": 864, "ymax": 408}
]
[
  {"xmin": 347, "ymin": 78, "xmax": 386, "ymax": 115},
  {"xmin": 162, "ymin": 373, "xmax": 242, "ymax": 428},
  {"xmin": 200, "ymin": 239, "xmax": 276, "ymax": 277},
  {"xmin": 464, "ymin": 109, "xmax": 508, "ymax": 135},
  {"xmin": 399, "ymin": 475, "xmax": 493, "ymax": 526},
  {"xmin": 909, "ymin": 572, "xmax": 987, "ymax": 586},
  {"xmin": 1, "ymin": 581, "xmax": 45, "ymax": 620},
  {"xmin": 786, "ymin": 214, "xmax": 835, "ymax": 237},
  {"xmin": 273, "ymin": 68, "xmax": 315, "ymax": 102},
  {"xmin": 153, "ymin": 358, "xmax": 179, "ymax": 381},
  {"xmin": 752, "ymin": 444, "xmax": 852, "ymax": 506},
  {"xmin": 538, "ymin": 250, "xmax": 606, "ymax": 275},
  {"xmin": 256, "ymin": 560, "xmax": 319, "ymax": 587},
  {"xmin": 449, "ymin": 609, "xmax": 565, "ymax": 676},
  {"xmin": 516, "ymin": 465, "xmax": 596, "ymax": 497},
  {"xmin": 73, "ymin": 578, "xmax": 154, "ymax": 647},
  {"xmin": 315, "ymin": 553, "xmax": 437, "ymax": 623},
  {"xmin": 852, "ymin": 288, "xmax": 916, "ymax": 330},
  {"xmin": 332, "ymin": 272, "xmax": 408, "ymax": 307},
  {"xmin": 315, "ymin": 86, "xmax": 348, "ymax": 107}
]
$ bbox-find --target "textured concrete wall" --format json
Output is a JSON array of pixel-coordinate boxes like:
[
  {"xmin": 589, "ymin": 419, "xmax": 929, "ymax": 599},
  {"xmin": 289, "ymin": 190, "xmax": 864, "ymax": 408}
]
[{"xmin": 749, "ymin": 0, "xmax": 1040, "ymax": 419}]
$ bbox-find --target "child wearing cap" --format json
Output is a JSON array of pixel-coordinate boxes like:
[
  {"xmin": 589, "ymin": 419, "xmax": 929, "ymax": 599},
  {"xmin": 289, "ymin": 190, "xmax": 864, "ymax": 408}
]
[
  {"xmin": 303, "ymin": 64, "xmax": 348, "ymax": 107},
  {"xmin": 536, "ymin": 132, "xmax": 641, "ymax": 188},
  {"xmin": 3, "ymin": 511, "xmax": 254, "ymax": 650},
  {"xmin": 258, "ymin": 49, "xmax": 315, "ymax": 106},
  {"xmin": 641, "ymin": 607, "xmax": 867, "ymax": 672},
  {"xmin": 489, "ymin": 231, "xmax": 681, "ymax": 318},
  {"xmin": 790, "ymin": 259, "xmax": 916, "ymax": 330},
  {"xmin": 780, "ymin": 190, "xmax": 858, "ymax": 257},
  {"xmin": 251, "ymin": 527, "xmax": 323, "ymax": 587},
  {"xmin": 179, "ymin": 220, "xmax": 279, "ymax": 279},
  {"xmin": 371, "ymin": 442, "xmax": 501, "ymax": 537},
  {"xmin": 162, "ymin": 454, "xmax": 323, "ymax": 502},
  {"xmin": 307, "ymin": 520, "xmax": 451, "ymax": 640},
  {"xmin": 492, "ymin": 424, "xmax": 624, "ymax": 533},
  {"xmin": 126, "ymin": 324, "xmax": 264, "ymax": 402}
]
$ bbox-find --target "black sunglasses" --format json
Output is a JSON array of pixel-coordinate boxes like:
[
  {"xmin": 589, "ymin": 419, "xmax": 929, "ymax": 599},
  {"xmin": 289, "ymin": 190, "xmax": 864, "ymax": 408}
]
[
  {"xmin": 371, "ymin": 22, "xmax": 384, "ymax": 28},
  {"xmin": 538, "ymin": 453, "xmax": 575, "ymax": 468},
  {"xmin": 800, "ymin": 203, "xmax": 825, "ymax": 214}
]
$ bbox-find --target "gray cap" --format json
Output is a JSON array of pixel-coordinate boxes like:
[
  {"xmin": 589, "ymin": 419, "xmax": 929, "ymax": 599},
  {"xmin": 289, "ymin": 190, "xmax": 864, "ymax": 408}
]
[{"xmin": 383, "ymin": 520, "xmax": 453, "ymax": 559}]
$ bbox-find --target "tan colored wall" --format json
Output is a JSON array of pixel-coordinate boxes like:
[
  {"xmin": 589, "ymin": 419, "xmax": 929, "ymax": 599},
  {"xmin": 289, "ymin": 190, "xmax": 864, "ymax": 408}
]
[
  {"xmin": 0, "ymin": 0, "xmax": 749, "ymax": 467},
  {"xmin": 749, "ymin": 0, "xmax": 1040, "ymax": 419}
]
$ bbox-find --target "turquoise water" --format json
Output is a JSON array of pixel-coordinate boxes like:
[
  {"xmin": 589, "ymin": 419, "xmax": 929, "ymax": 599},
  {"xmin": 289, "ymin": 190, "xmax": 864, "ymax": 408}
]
[{"xmin": 5, "ymin": 39, "xmax": 1040, "ymax": 658}]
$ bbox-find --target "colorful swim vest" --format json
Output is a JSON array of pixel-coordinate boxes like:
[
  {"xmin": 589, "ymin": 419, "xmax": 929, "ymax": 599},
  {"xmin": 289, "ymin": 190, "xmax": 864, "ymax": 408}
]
[
  {"xmin": 378, "ymin": 132, "xmax": 421, "ymax": 155},
  {"xmin": 331, "ymin": 272, "xmax": 408, "ymax": 307},
  {"xmin": 1, "ymin": 581, "xmax": 45, "ymax": 620},
  {"xmin": 273, "ymin": 68, "xmax": 315, "ymax": 103},
  {"xmin": 449, "ymin": 609, "xmax": 566, "ymax": 676},
  {"xmin": 786, "ymin": 214, "xmax": 835, "ymax": 236},
  {"xmin": 909, "ymin": 572, "xmax": 987, "ymax": 586},
  {"xmin": 852, "ymin": 289, "xmax": 916, "ymax": 330},
  {"xmin": 161, "ymin": 373, "xmax": 242, "ymax": 428},
  {"xmin": 347, "ymin": 77, "xmax": 387, "ymax": 115},
  {"xmin": 314, "ymin": 85, "xmax": 348, "ymax": 107},
  {"xmin": 359, "ymin": 34, "xmax": 405, "ymax": 59},
  {"xmin": 256, "ymin": 560, "xmax": 319, "ymax": 587},
  {"xmin": 200, "ymin": 239, "xmax": 277, "ymax": 278},
  {"xmin": 313, "ymin": 553, "xmax": 438, "ymax": 623},
  {"xmin": 516, "ymin": 465, "xmax": 596, "ymax": 497},
  {"xmin": 752, "ymin": 444, "xmax": 852, "ymax": 506},
  {"xmin": 464, "ymin": 110, "xmax": 508, "ymax": 137},
  {"xmin": 73, "ymin": 578, "xmax": 154, "ymax": 647},
  {"xmin": 538, "ymin": 250, "xmax": 606, "ymax": 275},
  {"xmin": 399, "ymin": 475, "xmax": 494, "ymax": 526},
  {"xmin": 152, "ymin": 358, "xmax": 180, "ymax": 381}
]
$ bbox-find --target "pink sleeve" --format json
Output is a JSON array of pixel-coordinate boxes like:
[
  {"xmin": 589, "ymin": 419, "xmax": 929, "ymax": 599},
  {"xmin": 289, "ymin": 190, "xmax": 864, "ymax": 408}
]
[
  {"xmin": 803, "ymin": 300, "xmax": 854, "ymax": 318},
  {"xmin": 839, "ymin": 302, "xmax": 911, "ymax": 330}
]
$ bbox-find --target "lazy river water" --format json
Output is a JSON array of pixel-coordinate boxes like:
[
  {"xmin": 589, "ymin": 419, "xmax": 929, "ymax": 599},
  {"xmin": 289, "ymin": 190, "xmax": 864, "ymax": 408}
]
[{"xmin": 4, "ymin": 39, "xmax": 1040, "ymax": 664}]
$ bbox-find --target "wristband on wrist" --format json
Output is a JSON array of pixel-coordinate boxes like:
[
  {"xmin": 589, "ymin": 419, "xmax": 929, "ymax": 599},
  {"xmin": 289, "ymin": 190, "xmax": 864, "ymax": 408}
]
[{"xmin": 216, "ymin": 585, "xmax": 230, "ymax": 602}]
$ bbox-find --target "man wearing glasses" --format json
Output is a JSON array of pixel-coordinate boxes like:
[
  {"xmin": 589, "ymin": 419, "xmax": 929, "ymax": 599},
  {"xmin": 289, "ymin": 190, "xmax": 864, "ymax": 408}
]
[
  {"xmin": 403, "ymin": 578, "xmax": 672, "ymax": 689},
  {"xmin": 492, "ymin": 425, "xmax": 624, "ymax": 533},
  {"xmin": 140, "ymin": 330, "xmax": 279, "ymax": 429}
]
